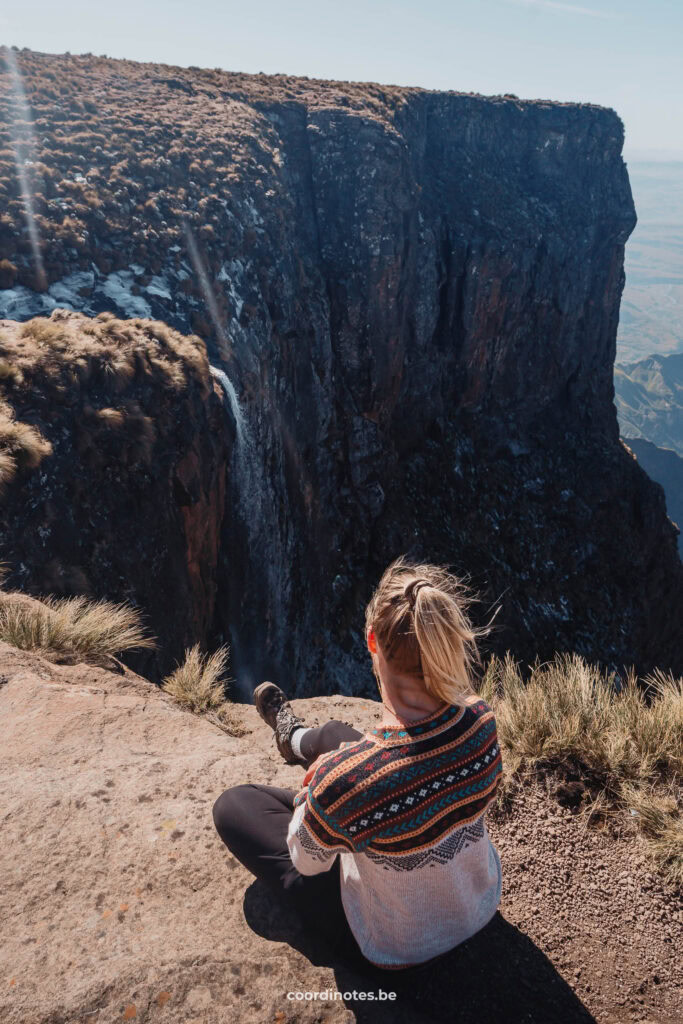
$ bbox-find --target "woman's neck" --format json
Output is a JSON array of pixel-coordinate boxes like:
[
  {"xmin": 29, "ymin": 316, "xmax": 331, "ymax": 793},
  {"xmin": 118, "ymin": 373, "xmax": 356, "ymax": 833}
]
[{"xmin": 378, "ymin": 673, "xmax": 445, "ymax": 726}]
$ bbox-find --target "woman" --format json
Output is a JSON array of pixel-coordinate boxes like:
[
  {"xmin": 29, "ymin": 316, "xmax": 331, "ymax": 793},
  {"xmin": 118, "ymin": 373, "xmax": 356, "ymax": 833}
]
[{"xmin": 213, "ymin": 557, "xmax": 503, "ymax": 970}]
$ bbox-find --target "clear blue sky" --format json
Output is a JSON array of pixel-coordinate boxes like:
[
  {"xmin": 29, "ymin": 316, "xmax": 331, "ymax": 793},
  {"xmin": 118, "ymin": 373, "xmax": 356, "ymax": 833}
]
[{"xmin": 2, "ymin": 0, "xmax": 682, "ymax": 159}]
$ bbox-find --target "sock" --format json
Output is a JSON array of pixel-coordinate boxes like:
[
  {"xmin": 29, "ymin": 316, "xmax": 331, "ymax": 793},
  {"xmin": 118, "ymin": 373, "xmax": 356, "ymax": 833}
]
[{"xmin": 290, "ymin": 727, "xmax": 312, "ymax": 761}]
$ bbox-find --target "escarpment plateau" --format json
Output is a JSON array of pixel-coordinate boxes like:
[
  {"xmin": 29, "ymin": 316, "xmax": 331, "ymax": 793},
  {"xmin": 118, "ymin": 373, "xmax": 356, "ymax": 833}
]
[{"xmin": 0, "ymin": 49, "xmax": 681, "ymax": 690}]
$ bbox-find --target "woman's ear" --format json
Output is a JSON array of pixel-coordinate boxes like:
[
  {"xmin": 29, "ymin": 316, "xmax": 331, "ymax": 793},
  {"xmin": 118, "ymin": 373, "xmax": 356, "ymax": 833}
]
[{"xmin": 367, "ymin": 630, "xmax": 377, "ymax": 654}]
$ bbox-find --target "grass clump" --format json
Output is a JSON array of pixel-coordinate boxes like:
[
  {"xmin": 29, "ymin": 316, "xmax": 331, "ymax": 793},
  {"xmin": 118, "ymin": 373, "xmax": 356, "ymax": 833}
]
[
  {"xmin": 621, "ymin": 783, "xmax": 683, "ymax": 889},
  {"xmin": 20, "ymin": 319, "xmax": 64, "ymax": 344},
  {"xmin": 1, "ymin": 312, "xmax": 211, "ymax": 403},
  {"xmin": 0, "ymin": 401, "xmax": 53, "ymax": 491},
  {"xmin": 0, "ymin": 258, "xmax": 17, "ymax": 288},
  {"xmin": 480, "ymin": 652, "xmax": 682, "ymax": 785},
  {"xmin": 162, "ymin": 643, "xmax": 230, "ymax": 713},
  {"xmin": 480, "ymin": 650, "xmax": 683, "ymax": 888},
  {"xmin": 0, "ymin": 594, "xmax": 154, "ymax": 658}
]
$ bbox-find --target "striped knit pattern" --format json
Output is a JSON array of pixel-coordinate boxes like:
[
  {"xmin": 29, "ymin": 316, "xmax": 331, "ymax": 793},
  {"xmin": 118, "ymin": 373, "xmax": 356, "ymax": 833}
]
[
  {"xmin": 287, "ymin": 697, "xmax": 503, "ymax": 967},
  {"xmin": 293, "ymin": 699, "xmax": 501, "ymax": 860}
]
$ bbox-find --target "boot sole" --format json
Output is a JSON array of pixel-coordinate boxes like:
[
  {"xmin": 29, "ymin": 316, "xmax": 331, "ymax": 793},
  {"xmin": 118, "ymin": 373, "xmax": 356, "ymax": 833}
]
[
  {"xmin": 253, "ymin": 682, "xmax": 304, "ymax": 764},
  {"xmin": 252, "ymin": 681, "xmax": 281, "ymax": 714}
]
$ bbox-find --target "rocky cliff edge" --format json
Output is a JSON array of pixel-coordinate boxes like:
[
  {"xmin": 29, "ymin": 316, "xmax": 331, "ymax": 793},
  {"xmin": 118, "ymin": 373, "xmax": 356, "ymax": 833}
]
[{"xmin": 2, "ymin": 644, "xmax": 681, "ymax": 1024}]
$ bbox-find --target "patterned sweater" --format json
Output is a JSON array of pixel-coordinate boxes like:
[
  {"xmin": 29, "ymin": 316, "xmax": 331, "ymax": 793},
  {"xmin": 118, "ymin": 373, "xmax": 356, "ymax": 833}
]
[{"xmin": 286, "ymin": 697, "xmax": 503, "ymax": 968}]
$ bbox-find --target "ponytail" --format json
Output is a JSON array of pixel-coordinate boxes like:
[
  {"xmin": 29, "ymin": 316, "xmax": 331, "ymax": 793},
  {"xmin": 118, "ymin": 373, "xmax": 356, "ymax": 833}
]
[{"xmin": 365, "ymin": 556, "xmax": 495, "ymax": 705}]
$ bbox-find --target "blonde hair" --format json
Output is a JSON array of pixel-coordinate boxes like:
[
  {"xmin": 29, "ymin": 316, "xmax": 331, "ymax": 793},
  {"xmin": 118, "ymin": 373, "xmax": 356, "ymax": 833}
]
[{"xmin": 365, "ymin": 556, "xmax": 494, "ymax": 705}]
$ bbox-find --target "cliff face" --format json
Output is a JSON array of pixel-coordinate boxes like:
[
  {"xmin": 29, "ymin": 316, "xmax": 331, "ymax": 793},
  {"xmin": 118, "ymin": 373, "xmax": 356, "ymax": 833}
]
[
  {"xmin": 0, "ymin": 311, "xmax": 232, "ymax": 678},
  {"xmin": 1, "ymin": 50, "xmax": 681, "ymax": 691}
]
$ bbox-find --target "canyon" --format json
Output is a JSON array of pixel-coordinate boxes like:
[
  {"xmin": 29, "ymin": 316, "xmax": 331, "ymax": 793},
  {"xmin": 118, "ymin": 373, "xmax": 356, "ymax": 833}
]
[{"xmin": 0, "ymin": 49, "xmax": 681, "ymax": 692}]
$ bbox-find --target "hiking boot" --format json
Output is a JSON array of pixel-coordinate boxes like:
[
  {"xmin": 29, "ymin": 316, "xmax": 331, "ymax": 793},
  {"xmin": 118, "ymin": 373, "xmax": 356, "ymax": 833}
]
[{"xmin": 253, "ymin": 681, "xmax": 306, "ymax": 765}]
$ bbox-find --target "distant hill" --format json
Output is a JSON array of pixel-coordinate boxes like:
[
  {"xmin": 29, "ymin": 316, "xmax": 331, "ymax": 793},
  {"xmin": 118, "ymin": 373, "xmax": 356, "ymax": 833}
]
[
  {"xmin": 614, "ymin": 350, "xmax": 683, "ymax": 555},
  {"xmin": 614, "ymin": 350, "xmax": 683, "ymax": 457},
  {"xmin": 624, "ymin": 438, "xmax": 683, "ymax": 557},
  {"xmin": 617, "ymin": 161, "xmax": 683, "ymax": 363}
]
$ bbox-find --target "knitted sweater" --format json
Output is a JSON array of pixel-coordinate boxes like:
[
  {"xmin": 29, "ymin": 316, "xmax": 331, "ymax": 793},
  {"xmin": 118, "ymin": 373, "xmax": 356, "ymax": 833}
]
[{"xmin": 286, "ymin": 697, "xmax": 503, "ymax": 968}]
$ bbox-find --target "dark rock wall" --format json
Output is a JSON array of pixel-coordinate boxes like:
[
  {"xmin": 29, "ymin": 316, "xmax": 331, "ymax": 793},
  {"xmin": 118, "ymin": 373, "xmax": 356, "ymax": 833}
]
[
  {"xmin": 216, "ymin": 91, "xmax": 682, "ymax": 691},
  {"xmin": 1, "ymin": 52, "xmax": 681, "ymax": 693},
  {"xmin": 0, "ymin": 312, "xmax": 232, "ymax": 679}
]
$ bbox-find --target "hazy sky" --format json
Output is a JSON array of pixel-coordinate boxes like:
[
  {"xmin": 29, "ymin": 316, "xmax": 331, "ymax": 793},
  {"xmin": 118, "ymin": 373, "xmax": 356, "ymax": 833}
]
[{"xmin": 2, "ymin": 0, "xmax": 682, "ymax": 160}]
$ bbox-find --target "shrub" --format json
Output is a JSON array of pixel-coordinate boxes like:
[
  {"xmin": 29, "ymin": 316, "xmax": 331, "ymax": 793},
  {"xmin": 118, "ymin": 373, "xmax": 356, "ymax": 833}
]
[
  {"xmin": 480, "ymin": 651, "xmax": 683, "ymax": 888},
  {"xmin": 0, "ymin": 257, "xmax": 17, "ymax": 288},
  {"xmin": 479, "ymin": 651, "xmax": 682, "ymax": 786},
  {"xmin": 162, "ymin": 643, "xmax": 230, "ymax": 713},
  {"xmin": 0, "ymin": 594, "xmax": 155, "ymax": 657},
  {"xmin": 0, "ymin": 401, "xmax": 52, "ymax": 484}
]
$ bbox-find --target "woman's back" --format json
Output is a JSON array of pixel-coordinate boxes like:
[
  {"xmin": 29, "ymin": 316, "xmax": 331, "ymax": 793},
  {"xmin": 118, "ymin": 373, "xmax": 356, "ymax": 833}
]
[{"xmin": 287, "ymin": 696, "xmax": 502, "ymax": 968}]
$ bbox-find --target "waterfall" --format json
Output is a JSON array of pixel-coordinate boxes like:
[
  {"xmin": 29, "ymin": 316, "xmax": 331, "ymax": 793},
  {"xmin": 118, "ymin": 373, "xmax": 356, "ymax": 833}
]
[
  {"xmin": 209, "ymin": 364, "xmax": 247, "ymax": 448},
  {"xmin": 183, "ymin": 220, "xmax": 282, "ymax": 699}
]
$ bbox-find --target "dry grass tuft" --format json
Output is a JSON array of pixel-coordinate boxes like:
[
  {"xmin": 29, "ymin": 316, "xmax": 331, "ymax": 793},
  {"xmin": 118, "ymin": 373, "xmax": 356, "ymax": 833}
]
[
  {"xmin": 480, "ymin": 651, "xmax": 682, "ymax": 785},
  {"xmin": 212, "ymin": 700, "xmax": 250, "ymax": 738},
  {"xmin": 0, "ymin": 594, "xmax": 155, "ymax": 658},
  {"xmin": 479, "ymin": 651, "xmax": 683, "ymax": 888},
  {"xmin": 621, "ymin": 783, "xmax": 683, "ymax": 889},
  {"xmin": 0, "ymin": 357, "xmax": 22, "ymax": 384},
  {"xmin": 0, "ymin": 258, "xmax": 17, "ymax": 288},
  {"xmin": 94, "ymin": 407, "xmax": 126, "ymax": 429},
  {"xmin": 19, "ymin": 318, "xmax": 64, "ymax": 344},
  {"xmin": 0, "ymin": 401, "xmax": 53, "ymax": 490},
  {"xmin": 0, "ymin": 449, "xmax": 17, "ymax": 492},
  {"xmin": 162, "ymin": 643, "xmax": 231, "ymax": 713},
  {"xmin": 1, "ymin": 312, "xmax": 210, "ymax": 398}
]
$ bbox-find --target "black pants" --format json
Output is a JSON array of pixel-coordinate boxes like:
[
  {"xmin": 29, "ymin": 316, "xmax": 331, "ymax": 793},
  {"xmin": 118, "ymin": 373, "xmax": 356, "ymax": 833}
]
[{"xmin": 213, "ymin": 720, "xmax": 367, "ymax": 965}]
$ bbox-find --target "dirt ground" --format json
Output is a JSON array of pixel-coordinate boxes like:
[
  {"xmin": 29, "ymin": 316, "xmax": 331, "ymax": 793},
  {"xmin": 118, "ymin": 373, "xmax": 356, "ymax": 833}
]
[
  {"xmin": 487, "ymin": 778, "xmax": 682, "ymax": 1024},
  {"xmin": 276, "ymin": 696, "xmax": 683, "ymax": 1024},
  {"xmin": 1, "ymin": 649, "xmax": 681, "ymax": 1023}
]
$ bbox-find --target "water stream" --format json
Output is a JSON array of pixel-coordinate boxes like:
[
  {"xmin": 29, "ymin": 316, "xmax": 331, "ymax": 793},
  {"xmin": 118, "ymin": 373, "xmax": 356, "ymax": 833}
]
[{"xmin": 182, "ymin": 221, "xmax": 274, "ymax": 697}]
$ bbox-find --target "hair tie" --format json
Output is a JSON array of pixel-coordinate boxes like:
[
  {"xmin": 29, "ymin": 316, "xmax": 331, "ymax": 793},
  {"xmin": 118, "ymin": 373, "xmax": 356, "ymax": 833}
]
[{"xmin": 404, "ymin": 579, "xmax": 429, "ymax": 610}]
